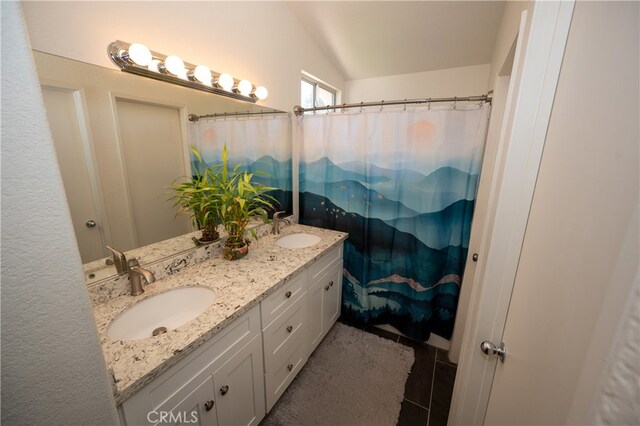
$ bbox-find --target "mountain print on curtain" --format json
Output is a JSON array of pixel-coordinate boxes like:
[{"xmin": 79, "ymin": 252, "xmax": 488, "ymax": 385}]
[
  {"xmin": 299, "ymin": 105, "xmax": 490, "ymax": 341},
  {"xmin": 189, "ymin": 114, "xmax": 292, "ymax": 215}
]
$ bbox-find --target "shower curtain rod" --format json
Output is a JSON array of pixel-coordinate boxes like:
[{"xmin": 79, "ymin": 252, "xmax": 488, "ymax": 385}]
[
  {"xmin": 188, "ymin": 109, "xmax": 288, "ymax": 122},
  {"xmin": 293, "ymin": 93, "xmax": 492, "ymax": 116}
]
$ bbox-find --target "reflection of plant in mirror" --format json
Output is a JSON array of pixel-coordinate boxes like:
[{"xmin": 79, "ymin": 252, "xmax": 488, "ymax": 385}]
[
  {"xmin": 212, "ymin": 145, "xmax": 277, "ymax": 260},
  {"xmin": 170, "ymin": 147, "xmax": 221, "ymax": 243}
]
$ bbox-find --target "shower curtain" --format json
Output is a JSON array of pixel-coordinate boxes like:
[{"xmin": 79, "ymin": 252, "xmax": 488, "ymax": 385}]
[
  {"xmin": 299, "ymin": 104, "xmax": 490, "ymax": 340},
  {"xmin": 189, "ymin": 114, "xmax": 292, "ymax": 214}
]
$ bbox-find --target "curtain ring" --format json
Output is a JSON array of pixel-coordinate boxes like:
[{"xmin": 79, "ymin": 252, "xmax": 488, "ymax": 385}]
[
  {"xmin": 428, "ymin": 98, "xmax": 432, "ymax": 110},
  {"xmin": 453, "ymin": 97, "xmax": 458, "ymax": 110},
  {"xmin": 404, "ymin": 99, "xmax": 407, "ymax": 112},
  {"xmin": 342, "ymin": 103, "xmax": 346, "ymax": 113},
  {"xmin": 360, "ymin": 102, "xmax": 364, "ymax": 113},
  {"xmin": 380, "ymin": 100, "xmax": 384, "ymax": 111}
]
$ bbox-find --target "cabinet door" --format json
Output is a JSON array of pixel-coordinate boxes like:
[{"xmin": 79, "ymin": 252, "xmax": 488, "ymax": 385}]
[
  {"xmin": 212, "ymin": 335, "xmax": 265, "ymax": 426},
  {"xmin": 322, "ymin": 264, "xmax": 343, "ymax": 331},
  {"xmin": 154, "ymin": 376, "xmax": 218, "ymax": 426},
  {"xmin": 307, "ymin": 278, "xmax": 325, "ymax": 354}
]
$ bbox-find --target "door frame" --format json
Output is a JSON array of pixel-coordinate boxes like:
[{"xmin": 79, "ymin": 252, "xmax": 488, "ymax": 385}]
[{"xmin": 448, "ymin": 1, "xmax": 576, "ymax": 424}]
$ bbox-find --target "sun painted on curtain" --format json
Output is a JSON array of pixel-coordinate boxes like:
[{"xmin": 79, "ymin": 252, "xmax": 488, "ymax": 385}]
[
  {"xmin": 299, "ymin": 105, "xmax": 490, "ymax": 341},
  {"xmin": 189, "ymin": 115, "xmax": 293, "ymax": 215}
]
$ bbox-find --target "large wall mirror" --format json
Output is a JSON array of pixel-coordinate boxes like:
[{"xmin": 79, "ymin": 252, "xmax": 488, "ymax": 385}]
[{"xmin": 33, "ymin": 51, "xmax": 292, "ymax": 283}]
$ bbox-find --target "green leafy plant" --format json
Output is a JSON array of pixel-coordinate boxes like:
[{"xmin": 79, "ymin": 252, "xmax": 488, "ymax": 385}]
[
  {"xmin": 212, "ymin": 145, "xmax": 277, "ymax": 258},
  {"xmin": 170, "ymin": 147, "xmax": 222, "ymax": 242}
]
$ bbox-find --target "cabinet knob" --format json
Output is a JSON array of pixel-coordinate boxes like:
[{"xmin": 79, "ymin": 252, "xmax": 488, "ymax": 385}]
[
  {"xmin": 204, "ymin": 400, "xmax": 214, "ymax": 411},
  {"xmin": 329, "ymin": 280, "xmax": 334, "ymax": 287},
  {"xmin": 325, "ymin": 285, "xmax": 330, "ymax": 291},
  {"xmin": 220, "ymin": 385, "xmax": 229, "ymax": 395},
  {"xmin": 85, "ymin": 219, "xmax": 97, "ymax": 228},
  {"xmin": 286, "ymin": 325, "xmax": 293, "ymax": 333},
  {"xmin": 285, "ymin": 291, "xmax": 292, "ymax": 298},
  {"xmin": 287, "ymin": 363, "xmax": 294, "ymax": 372}
]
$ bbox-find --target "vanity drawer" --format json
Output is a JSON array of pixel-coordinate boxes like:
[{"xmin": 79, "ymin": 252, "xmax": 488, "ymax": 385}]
[
  {"xmin": 262, "ymin": 295, "xmax": 306, "ymax": 371},
  {"xmin": 260, "ymin": 270, "xmax": 306, "ymax": 329},
  {"xmin": 264, "ymin": 331, "xmax": 307, "ymax": 412},
  {"xmin": 308, "ymin": 244, "xmax": 343, "ymax": 283}
]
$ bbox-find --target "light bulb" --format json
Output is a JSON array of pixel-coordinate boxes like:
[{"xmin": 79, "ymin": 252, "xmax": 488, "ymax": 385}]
[
  {"xmin": 148, "ymin": 59, "xmax": 161, "ymax": 73},
  {"xmin": 194, "ymin": 65, "xmax": 212, "ymax": 86},
  {"xmin": 177, "ymin": 69, "xmax": 188, "ymax": 80},
  {"xmin": 254, "ymin": 86, "xmax": 268, "ymax": 100},
  {"xmin": 218, "ymin": 73, "xmax": 234, "ymax": 91},
  {"xmin": 238, "ymin": 80, "xmax": 252, "ymax": 96},
  {"xmin": 127, "ymin": 43, "xmax": 152, "ymax": 66},
  {"xmin": 164, "ymin": 55, "xmax": 185, "ymax": 76}
]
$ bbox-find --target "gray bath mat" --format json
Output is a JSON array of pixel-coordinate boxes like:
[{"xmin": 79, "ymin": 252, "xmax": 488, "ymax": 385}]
[{"xmin": 261, "ymin": 322, "xmax": 415, "ymax": 426}]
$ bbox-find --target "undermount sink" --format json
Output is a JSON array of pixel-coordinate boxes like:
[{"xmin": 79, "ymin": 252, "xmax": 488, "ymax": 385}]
[
  {"xmin": 276, "ymin": 233, "xmax": 322, "ymax": 249},
  {"xmin": 107, "ymin": 287, "xmax": 216, "ymax": 341}
]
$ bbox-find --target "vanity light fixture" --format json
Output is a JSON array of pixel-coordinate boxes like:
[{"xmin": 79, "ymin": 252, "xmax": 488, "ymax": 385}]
[{"xmin": 108, "ymin": 40, "xmax": 268, "ymax": 103}]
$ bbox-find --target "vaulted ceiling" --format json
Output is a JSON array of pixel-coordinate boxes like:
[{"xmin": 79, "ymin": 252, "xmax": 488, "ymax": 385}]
[{"xmin": 287, "ymin": 1, "xmax": 505, "ymax": 81}]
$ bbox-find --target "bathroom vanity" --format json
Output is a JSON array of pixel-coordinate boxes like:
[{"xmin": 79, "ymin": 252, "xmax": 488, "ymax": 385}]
[{"xmin": 90, "ymin": 224, "xmax": 347, "ymax": 425}]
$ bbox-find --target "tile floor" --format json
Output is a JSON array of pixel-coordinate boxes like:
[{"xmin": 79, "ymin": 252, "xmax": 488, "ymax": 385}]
[{"xmin": 361, "ymin": 324, "xmax": 457, "ymax": 426}]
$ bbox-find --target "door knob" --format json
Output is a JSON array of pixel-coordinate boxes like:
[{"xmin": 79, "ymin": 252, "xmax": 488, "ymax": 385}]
[
  {"xmin": 480, "ymin": 341, "xmax": 506, "ymax": 363},
  {"xmin": 204, "ymin": 400, "xmax": 214, "ymax": 411},
  {"xmin": 85, "ymin": 220, "xmax": 97, "ymax": 228}
]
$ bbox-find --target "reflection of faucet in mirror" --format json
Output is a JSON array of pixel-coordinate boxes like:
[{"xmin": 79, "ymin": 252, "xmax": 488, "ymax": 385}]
[
  {"xmin": 105, "ymin": 245, "xmax": 128, "ymax": 274},
  {"xmin": 271, "ymin": 211, "xmax": 291, "ymax": 235},
  {"xmin": 127, "ymin": 259, "xmax": 156, "ymax": 296}
]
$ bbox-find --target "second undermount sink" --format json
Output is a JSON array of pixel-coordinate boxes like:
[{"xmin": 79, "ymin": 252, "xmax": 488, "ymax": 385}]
[
  {"xmin": 276, "ymin": 233, "xmax": 322, "ymax": 249},
  {"xmin": 107, "ymin": 287, "xmax": 215, "ymax": 341}
]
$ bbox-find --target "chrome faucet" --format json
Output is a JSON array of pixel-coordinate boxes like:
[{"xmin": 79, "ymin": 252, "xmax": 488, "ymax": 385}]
[
  {"xmin": 105, "ymin": 245, "xmax": 128, "ymax": 274},
  {"xmin": 271, "ymin": 211, "xmax": 291, "ymax": 235},
  {"xmin": 127, "ymin": 258, "xmax": 155, "ymax": 296}
]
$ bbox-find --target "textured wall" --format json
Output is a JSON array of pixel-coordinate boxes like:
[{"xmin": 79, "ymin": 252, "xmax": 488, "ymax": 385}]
[
  {"xmin": 593, "ymin": 280, "xmax": 640, "ymax": 425},
  {"xmin": 0, "ymin": 2, "xmax": 118, "ymax": 423}
]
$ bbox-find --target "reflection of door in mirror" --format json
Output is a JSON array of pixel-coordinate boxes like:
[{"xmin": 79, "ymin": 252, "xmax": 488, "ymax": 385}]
[
  {"xmin": 42, "ymin": 86, "xmax": 106, "ymax": 263},
  {"xmin": 114, "ymin": 99, "xmax": 192, "ymax": 249}
]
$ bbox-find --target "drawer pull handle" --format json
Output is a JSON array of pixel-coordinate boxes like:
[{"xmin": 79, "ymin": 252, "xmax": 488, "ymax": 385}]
[
  {"xmin": 285, "ymin": 291, "xmax": 292, "ymax": 298},
  {"xmin": 329, "ymin": 280, "xmax": 334, "ymax": 287},
  {"xmin": 325, "ymin": 285, "xmax": 330, "ymax": 291},
  {"xmin": 286, "ymin": 325, "xmax": 293, "ymax": 333},
  {"xmin": 204, "ymin": 400, "xmax": 214, "ymax": 411},
  {"xmin": 220, "ymin": 385, "xmax": 229, "ymax": 395},
  {"xmin": 287, "ymin": 363, "xmax": 294, "ymax": 372}
]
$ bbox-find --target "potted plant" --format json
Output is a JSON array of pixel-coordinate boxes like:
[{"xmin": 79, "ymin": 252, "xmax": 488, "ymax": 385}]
[
  {"xmin": 170, "ymin": 147, "xmax": 221, "ymax": 244},
  {"xmin": 212, "ymin": 146, "xmax": 277, "ymax": 260}
]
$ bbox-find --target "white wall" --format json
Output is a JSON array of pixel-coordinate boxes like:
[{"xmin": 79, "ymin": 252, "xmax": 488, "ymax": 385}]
[
  {"xmin": 487, "ymin": 1, "xmax": 532, "ymax": 90},
  {"xmin": 21, "ymin": 1, "xmax": 346, "ymax": 112},
  {"xmin": 0, "ymin": 2, "xmax": 119, "ymax": 424},
  {"xmin": 344, "ymin": 64, "xmax": 490, "ymax": 103},
  {"xmin": 484, "ymin": 1, "xmax": 639, "ymax": 423}
]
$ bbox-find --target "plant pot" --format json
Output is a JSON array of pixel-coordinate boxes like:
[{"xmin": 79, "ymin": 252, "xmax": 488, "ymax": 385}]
[
  {"xmin": 199, "ymin": 225, "xmax": 220, "ymax": 243},
  {"xmin": 222, "ymin": 240, "xmax": 250, "ymax": 261}
]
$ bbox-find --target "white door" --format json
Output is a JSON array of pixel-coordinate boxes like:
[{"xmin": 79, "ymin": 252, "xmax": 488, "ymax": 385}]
[
  {"xmin": 449, "ymin": 2, "xmax": 575, "ymax": 424},
  {"xmin": 484, "ymin": 2, "xmax": 639, "ymax": 424},
  {"xmin": 42, "ymin": 86, "xmax": 106, "ymax": 263},
  {"xmin": 115, "ymin": 98, "xmax": 192, "ymax": 247}
]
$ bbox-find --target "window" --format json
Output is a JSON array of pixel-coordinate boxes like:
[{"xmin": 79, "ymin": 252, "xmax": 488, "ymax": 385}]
[{"xmin": 301, "ymin": 77, "xmax": 336, "ymax": 109}]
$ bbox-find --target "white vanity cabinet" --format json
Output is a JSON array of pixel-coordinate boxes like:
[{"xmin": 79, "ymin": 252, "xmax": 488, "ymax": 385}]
[
  {"xmin": 118, "ymin": 240, "xmax": 345, "ymax": 424},
  {"xmin": 261, "ymin": 270, "xmax": 309, "ymax": 411},
  {"xmin": 307, "ymin": 244, "xmax": 343, "ymax": 354},
  {"xmin": 119, "ymin": 306, "xmax": 265, "ymax": 426}
]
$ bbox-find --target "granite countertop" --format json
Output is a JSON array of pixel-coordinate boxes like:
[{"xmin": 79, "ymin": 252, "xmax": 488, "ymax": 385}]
[{"xmin": 92, "ymin": 224, "xmax": 348, "ymax": 404}]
